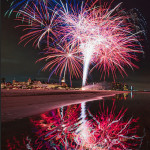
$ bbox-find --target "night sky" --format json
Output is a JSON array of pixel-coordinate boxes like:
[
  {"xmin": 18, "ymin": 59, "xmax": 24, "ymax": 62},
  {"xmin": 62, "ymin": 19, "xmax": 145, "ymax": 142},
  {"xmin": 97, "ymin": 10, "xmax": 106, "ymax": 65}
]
[{"xmin": 1, "ymin": 0, "xmax": 150, "ymax": 89}]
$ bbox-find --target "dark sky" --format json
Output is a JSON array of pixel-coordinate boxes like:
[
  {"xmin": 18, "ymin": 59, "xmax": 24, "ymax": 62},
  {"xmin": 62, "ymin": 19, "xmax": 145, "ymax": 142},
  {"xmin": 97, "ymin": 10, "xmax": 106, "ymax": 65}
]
[{"xmin": 1, "ymin": 0, "xmax": 150, "ymax": 89}]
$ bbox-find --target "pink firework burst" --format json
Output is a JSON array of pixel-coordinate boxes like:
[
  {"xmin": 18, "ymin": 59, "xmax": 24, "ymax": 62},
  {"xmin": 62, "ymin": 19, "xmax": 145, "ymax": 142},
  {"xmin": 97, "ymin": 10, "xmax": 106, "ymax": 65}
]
[
  {"xmin": 88, "ymin": 4, "xmax": 144, "ymax": 79},
  {"xmin": 53, "ymin": 1, "xmax": 144, "ymax": 82},
  {"xmin": 15, "ymin": 1, "xmax": 58, "ymax": 48},
  {"xmin": 36, "ymin": 42, "xmax": 83, "ymax": 85}
]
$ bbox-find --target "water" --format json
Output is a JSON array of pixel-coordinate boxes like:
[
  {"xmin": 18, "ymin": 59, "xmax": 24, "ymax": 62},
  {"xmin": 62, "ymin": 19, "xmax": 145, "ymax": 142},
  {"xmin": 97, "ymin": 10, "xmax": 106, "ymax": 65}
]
[{"xmin": 2, "ymin": 92, "xmax": 150, "ymax": 150}]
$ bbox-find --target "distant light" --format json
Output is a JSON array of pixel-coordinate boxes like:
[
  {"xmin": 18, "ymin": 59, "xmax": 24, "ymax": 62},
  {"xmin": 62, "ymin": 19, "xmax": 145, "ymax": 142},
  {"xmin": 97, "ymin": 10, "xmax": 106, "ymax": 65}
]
[{"xmin": 82, "ymin": 87, "xmax": 85, "ymax": 90}]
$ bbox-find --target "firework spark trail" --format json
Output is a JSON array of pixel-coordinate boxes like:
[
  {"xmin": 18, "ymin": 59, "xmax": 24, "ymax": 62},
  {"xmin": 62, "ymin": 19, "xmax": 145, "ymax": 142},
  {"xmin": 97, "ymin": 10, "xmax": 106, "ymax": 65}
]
[
  {"xmin": 31, "ymin": 105, "xmax": 81, "ymax": 149},
  {"xmin": 26, "ymin": 136, "xmax": 33, "ymax": 150},
  {"xmin": 81, "ymin": 41, "xmax": 95, "ymax": 86},
  {"xmin": 79, "ymin": 101, "xmax": 89, "ymax": 149},
  {"xmin": 5, "ymin": 0, "xmax": 58, "ymax": 17}
]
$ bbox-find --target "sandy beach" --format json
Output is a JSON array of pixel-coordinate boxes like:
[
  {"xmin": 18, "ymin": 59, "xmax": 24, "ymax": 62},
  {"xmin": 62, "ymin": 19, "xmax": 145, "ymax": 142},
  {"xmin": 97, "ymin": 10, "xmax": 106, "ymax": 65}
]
[{"xmin": 1, "ymin": 89, "xmax": 128, "ymax": 122}]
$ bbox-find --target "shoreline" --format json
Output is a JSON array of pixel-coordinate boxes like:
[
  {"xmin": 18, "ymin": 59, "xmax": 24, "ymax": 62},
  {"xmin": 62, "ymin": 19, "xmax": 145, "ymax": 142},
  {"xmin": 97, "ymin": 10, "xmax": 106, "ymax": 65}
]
[
  {"xmin": 1, "ymin": 89, "xmax": 128, "ymax": 122},
  {"xmin": 1, "ymin": 89, "xmax": 128, "ymax": 97}
]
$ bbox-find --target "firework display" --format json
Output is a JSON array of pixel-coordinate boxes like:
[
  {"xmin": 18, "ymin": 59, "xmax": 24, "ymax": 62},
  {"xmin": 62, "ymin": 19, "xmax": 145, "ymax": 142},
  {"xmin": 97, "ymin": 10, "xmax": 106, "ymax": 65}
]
[
  {"xmin": 6, "ymin": 0, "xmax": 145, "ymax": 85},
  {"xmin": 28, "ymin": 102, "xmax": 143, "ymax": 149},
  {"xmin": 36, "ymin": 43, "xmax": 83, "ymax": 86}
]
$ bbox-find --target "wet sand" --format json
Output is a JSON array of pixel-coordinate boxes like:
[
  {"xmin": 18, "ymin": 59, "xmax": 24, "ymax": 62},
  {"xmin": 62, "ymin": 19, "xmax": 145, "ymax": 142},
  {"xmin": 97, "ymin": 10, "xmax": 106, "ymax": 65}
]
[{"xmin": 1, "ymin": 89, "xmax": 128, "ymax": 122}]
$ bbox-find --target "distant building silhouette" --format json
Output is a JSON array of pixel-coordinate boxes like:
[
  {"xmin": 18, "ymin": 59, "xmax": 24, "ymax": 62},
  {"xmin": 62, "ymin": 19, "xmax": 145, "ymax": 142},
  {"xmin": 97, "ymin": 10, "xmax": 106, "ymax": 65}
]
[
  {"xmin": 27, "ymin": 78, "xmax": 31, "ymax": 85},
  {"xmin": 1, "ymin": 77, "xmax": 70, "ymax": 90},
  {"xmin": 112, "ymin": 82, "xmax": 129, "ymax": 91}
]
